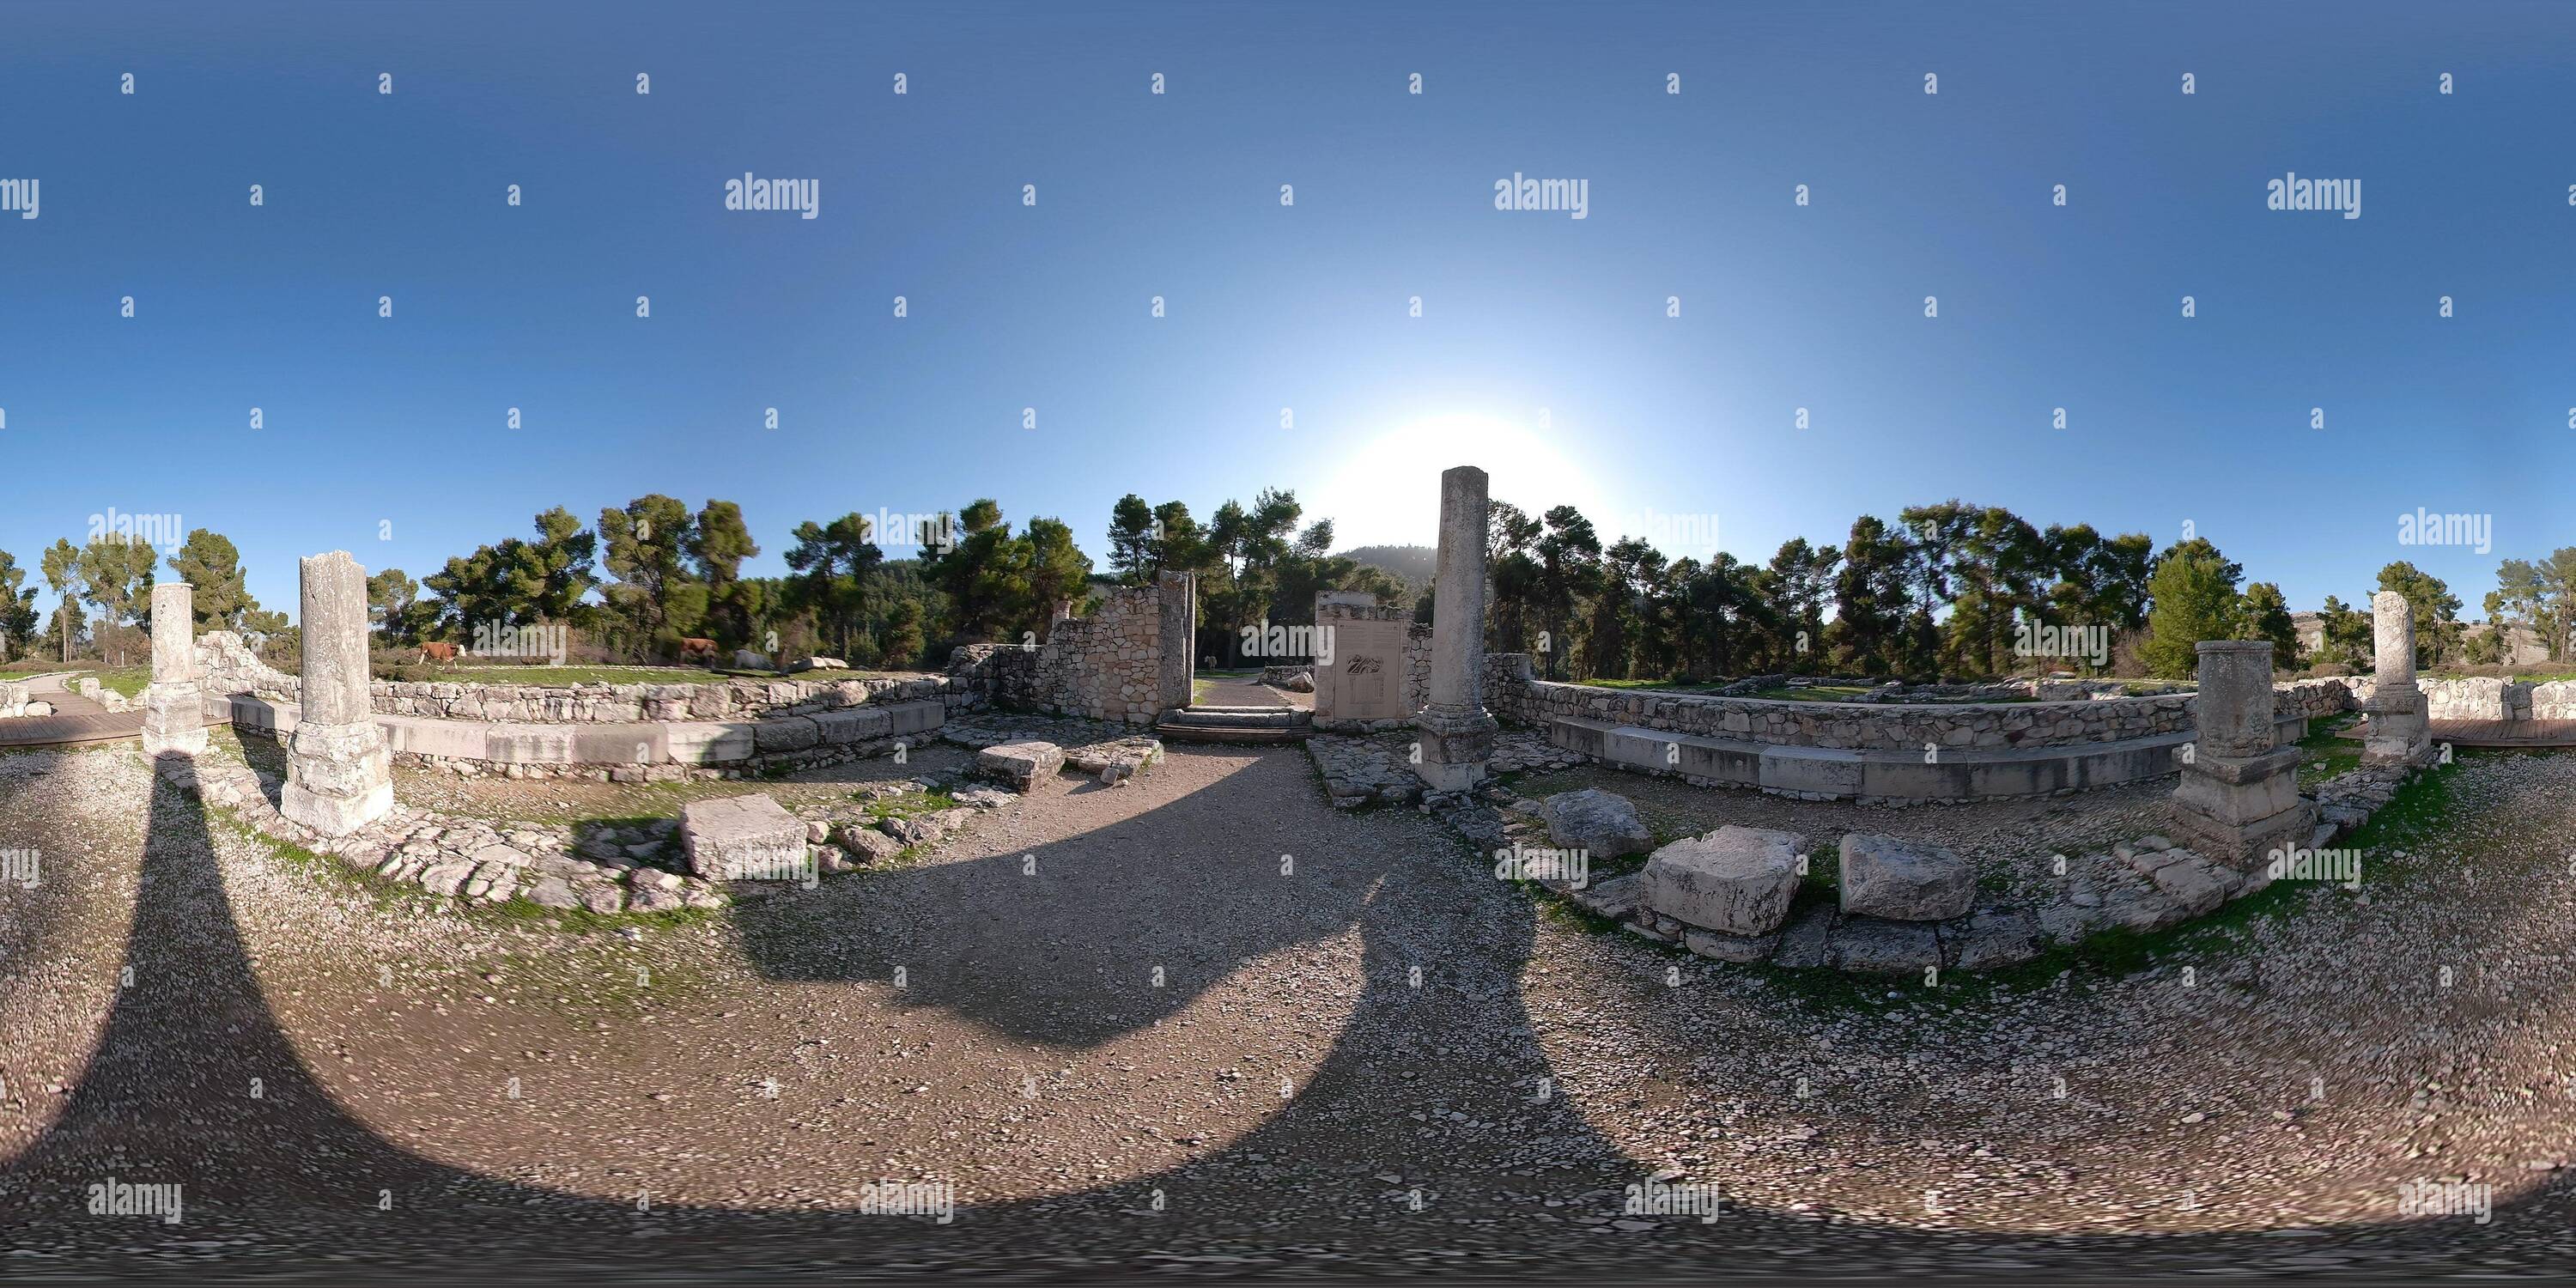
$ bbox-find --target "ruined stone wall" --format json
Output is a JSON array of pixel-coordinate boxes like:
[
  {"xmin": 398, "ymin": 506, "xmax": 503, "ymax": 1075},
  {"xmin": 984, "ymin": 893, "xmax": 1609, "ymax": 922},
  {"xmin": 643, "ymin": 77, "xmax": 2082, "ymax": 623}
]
[
  {"xmin": 2423, "ymin": 676, "xmax": 2576, "ymax": 721},
  {"xmin": 196, "ymin": 629, "xmax": 967, "ymax": 724},
  {"xmin": 945, "ymin": 580, "xmax": 1179, "ymax": 726},
  {"xmin": 1477, "ymin": 653, "xmax": 2363, "ymax": 752}
]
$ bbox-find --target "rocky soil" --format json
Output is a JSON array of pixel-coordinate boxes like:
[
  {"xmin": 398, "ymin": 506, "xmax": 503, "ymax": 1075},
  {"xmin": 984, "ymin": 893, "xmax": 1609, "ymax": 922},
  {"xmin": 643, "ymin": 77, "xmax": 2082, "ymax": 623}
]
[{"xmin": 1, "ymin": 739, "xmax": 2572, "ymax": 1277}]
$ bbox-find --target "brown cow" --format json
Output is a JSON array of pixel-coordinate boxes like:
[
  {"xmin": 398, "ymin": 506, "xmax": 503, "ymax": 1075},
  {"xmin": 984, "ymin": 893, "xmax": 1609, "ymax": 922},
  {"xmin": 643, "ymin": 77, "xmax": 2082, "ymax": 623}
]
[
  {"xmin": 417, "ymin": 641, "xmax": 460, "ymax": 665},
  {"xmin": 677, "ymin": 637, "xmax": 719, "ymax": 663}
]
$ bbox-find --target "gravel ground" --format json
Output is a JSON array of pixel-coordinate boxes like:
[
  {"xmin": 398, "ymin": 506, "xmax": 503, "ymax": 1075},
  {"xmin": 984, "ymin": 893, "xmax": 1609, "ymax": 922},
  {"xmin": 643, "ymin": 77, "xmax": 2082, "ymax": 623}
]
[
  {"xmin": 1513, "ymin": 763, "xmax": 2228, "ymax": 903},
  {"xmin": 2, "ymin": 739, "xmax": 2573, "ymax": 1279}
]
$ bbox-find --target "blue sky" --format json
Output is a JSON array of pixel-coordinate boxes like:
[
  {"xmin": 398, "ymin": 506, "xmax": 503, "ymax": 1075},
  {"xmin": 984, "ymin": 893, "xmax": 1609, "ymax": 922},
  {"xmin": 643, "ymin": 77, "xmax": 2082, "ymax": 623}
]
[{"xmin": 3, "ymin": 0, "xmax": 2571, "ymax": 623}]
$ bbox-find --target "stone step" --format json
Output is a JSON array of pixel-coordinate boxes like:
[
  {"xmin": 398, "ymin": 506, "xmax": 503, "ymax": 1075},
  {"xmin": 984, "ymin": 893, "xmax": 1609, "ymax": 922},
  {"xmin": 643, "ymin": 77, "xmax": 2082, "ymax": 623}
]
[
  {"xmin": 1153, "ymin": 720, "xmax": 1307, "ymax": 744},
  {"xmin": 1155, "ymin": 708, "xmax": 1310, "ymax": 744},
  {"xmin": 1162, "ymin": 708, "xmax": 1309, "ymax": 729}
]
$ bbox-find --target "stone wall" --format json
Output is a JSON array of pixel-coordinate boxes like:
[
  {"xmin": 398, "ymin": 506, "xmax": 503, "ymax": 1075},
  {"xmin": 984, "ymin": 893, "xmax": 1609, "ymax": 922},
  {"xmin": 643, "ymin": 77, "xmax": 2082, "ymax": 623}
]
[
  {"xmin": 944, "ymin": 575, "xmax": 1188, "ymax": 726},
  {"xmin": 1479, "ymin": 653, "xmax": 2362, "ymax": 753},
  {"xmin": 194, "ymin": 630, "xmax": 968, "ymax": 725},
  {"xmin": 1309, "ymin": 599, "xmax": 1433, "ymax": 732},
  {"xmin": 2422, "ymin": 676, "xmax": 2576, "ymax": 722}
]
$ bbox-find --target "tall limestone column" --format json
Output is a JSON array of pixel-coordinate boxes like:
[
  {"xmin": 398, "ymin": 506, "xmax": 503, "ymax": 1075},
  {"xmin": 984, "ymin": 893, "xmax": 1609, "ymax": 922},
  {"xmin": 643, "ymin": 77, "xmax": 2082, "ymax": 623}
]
[
  {"xmin": 1414, "ymin": 465, "xmax": 1497, "ymax": 792},
  {"xmin": 2362, "ymin": 590, "xmax": 2433, "ymax": 765},
  {"xmin": 281, "ymin": 551, "xmax": 394, "ymax": 835},
  {"xmin": 140, "ymin": 582, "xmax": 208, "ymax": 756},
  {"xmin": 2169, "ymin": 641, "xmax": 2312, "ymax": 871}
]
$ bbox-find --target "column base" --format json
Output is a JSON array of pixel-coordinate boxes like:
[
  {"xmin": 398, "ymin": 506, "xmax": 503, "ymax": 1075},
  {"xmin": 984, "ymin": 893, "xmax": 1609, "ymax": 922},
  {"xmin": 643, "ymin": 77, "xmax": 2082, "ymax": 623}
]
[
  {"xmin": 283, "ymin": 720, "xmax": 395, "ymax": 835},
  {"xmin": 1414, "ymin": 703, "xmax": 1498, "ymax": 792},
  {"xmin": 2360, "ymin": 690, "xmax": 2433, "ymax": 766},
  {"xmin": 2169, "ymin": 745, "xmax": 2312, "ymax": 872},
  {"xmin": 140, "ymin": 680, "xmax": 206, "ymax": 757}
]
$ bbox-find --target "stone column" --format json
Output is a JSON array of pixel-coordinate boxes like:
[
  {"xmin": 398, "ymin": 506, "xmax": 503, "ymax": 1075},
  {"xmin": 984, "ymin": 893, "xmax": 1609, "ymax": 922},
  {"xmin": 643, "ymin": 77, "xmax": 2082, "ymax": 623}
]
[
  {"xmin": 139, "ymin": 581, "xmax": 207, "ymax": 756},
  {"xmin": 1415, "ymin": 465, "xmax": 1497, "ymax": 792},
  {"xmin": 281, "ymin": 551, "xmax": 393, "ymax": 835},
  {"xmin": 2362, "ymin": 589, "xmax": 2432, "ymax": 765},
  {"xmin": 1155, "ymin": 570, "xmax": 1194, "ymax": 714},
  {"xmin": 2169, "ymin": 641, "xmax": 2311, "ymax": 872}
]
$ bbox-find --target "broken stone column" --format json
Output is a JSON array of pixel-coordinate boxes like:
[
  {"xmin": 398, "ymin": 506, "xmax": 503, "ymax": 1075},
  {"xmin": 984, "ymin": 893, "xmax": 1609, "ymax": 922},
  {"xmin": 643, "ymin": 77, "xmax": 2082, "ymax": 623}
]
[
  {"xmin": 2362, "ymin": 589, "xmax": 2433, "ymax": 766},
  {"xmin": 140, "ymin": 582, "xmax": 208, "ymax": 756},
  {"xmin": 1414, "ymin": 465, "xmax": 1497, "ymax": 792},
  {"xmin": 281, "ymin": 551, "xmax": 393, "ymax": 835},
  {"xmin": 2169, "ymin": 641, "xmax": 2311, "ymax": 872},
  {"xmin": 1155, "ymin": 570, "xmax": 1194, "ymax": 714}
]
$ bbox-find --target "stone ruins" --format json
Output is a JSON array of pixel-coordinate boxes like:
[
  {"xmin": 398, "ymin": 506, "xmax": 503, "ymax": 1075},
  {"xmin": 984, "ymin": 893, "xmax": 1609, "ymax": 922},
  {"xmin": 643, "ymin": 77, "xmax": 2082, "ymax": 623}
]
[
  {"xmin": 2362, "ymin": 589, "xmax": 2434, "ymax": 766},
  {"xmin": 279, "ymin": 551, "xmax": 396, "ymax": 835},
  {"xmin": 2165, "ymin": 641, "xmax": 2312, "ymax": 872},
  {"xmin": 140, "ymin": 581, "xmax": 207, "ymax": 756},
  {"xmin": 1413, "ymin": 465, "xmax": 1498, "ymax": 791}
]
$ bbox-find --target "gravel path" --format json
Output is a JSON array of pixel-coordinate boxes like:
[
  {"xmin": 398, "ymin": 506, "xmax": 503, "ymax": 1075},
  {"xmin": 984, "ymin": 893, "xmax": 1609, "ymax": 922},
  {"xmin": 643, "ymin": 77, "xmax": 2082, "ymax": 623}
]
[{"xmin": 2, "ymin": 740, "xmax": 2573, "ymax": 1277}]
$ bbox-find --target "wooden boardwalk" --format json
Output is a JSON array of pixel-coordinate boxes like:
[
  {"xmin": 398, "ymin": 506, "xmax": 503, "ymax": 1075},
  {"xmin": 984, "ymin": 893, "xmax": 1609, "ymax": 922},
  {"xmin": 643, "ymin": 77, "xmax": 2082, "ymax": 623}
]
[
  {"xmin": 2431, "ymin": 718, "xmax": 2576, "ymax": 749},
  {"xmin": 0, "ymin": 675, "xmax": 146, "ymax": 749},
  {"xmin": 2337, "ymin": 715, "xmax": 2576, "ymax": 750}
]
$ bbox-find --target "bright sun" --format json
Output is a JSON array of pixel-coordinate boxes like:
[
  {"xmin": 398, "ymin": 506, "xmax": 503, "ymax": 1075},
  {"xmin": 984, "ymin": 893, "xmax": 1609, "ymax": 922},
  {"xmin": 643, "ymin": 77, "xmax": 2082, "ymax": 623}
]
[{"xmin": 1308, "ymin": 413, "xmax": 1611, "ymax": 550}]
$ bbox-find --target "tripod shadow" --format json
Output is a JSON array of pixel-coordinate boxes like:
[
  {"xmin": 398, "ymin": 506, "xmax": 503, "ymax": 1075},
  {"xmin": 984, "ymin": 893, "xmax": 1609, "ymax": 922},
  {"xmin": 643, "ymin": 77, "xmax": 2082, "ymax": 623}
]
[{"xmin": 0, "ymin": 748, "xmax": 2552, "ymax": 1271}]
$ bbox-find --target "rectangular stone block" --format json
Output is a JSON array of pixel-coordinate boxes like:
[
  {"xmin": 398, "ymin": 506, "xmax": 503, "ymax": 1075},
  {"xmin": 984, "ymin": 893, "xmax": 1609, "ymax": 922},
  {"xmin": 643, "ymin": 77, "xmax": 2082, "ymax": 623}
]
[
  {"xmin": 680, "ymin": 793, "xmax": 809, "ymax": 881},
  {"xmin": 1641, "ymin": 825, "xmax": 1812, "ymax": 937}
]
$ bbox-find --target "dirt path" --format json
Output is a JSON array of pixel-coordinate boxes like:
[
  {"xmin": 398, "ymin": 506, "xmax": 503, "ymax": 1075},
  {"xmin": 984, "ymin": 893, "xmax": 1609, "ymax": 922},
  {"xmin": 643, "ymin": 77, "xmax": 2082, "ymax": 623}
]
[{"xmin": 3, "ymin": 741, "xmax": 2573, "ymax": 1276}]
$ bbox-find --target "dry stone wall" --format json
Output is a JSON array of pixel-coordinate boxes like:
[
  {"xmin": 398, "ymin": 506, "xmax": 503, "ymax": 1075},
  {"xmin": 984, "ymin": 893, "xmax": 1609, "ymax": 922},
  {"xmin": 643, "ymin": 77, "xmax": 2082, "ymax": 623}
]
[
  {"xmin": 945, "ymin": 574, "xmax": 1191, "ymax": 726},
  {"xmin": 193, "ymin": 631, "xmax": 964, "ymax": 724},
  {"xmin": 2422, "ymin": 676, "xmax": 2576, "ymax": 722},
  {"xmin": 1480, "ymin": 652, "xmax": 2360, "ymax": 753}
]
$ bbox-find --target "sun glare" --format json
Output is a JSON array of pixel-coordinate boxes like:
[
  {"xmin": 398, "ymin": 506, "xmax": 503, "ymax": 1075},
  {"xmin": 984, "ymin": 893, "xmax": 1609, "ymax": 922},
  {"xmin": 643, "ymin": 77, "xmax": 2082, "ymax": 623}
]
[{"xmin": 1311, "ymin": 413, "xmax": 1611, "ymax": 550}]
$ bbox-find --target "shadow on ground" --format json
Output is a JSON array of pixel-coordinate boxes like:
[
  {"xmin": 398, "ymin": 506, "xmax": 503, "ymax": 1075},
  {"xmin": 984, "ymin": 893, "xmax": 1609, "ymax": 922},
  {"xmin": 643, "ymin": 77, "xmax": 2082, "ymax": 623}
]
[{"xmin": 0, "ymin": 749, "xmax": 2562, "ymax": 1276}]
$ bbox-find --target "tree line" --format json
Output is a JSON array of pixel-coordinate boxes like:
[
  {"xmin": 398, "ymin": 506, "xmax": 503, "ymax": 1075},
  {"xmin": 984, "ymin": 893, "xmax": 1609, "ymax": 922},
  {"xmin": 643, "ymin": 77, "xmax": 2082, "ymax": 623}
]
[
  {"xmin": 1, "ymin": 496, "xmax": 2566, "ymax": 683},
  {"xmin": 1473, "ymin": 498, "xmax": 2574, "ymax": 682}
]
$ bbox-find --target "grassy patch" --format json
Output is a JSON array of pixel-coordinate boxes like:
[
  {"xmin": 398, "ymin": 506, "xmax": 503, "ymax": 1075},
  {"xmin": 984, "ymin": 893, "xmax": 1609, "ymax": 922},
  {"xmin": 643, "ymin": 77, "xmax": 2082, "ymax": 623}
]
[
  {"xmin": 2296, "ymin": 716, "xmax": 2364, "ymax": 787},
  {"xmin": 213, "ymin": 795, "xmax": 715, "ymax": 932},
  {"xmin": 1746, "ymin": 683, "xmax": 1875, "ymax": 702},
  {"xmin": 1523, "ymin": 751, "xmax": 2500, "ymax": 1019},
  {"xmin": 862, "ymin": 788, "xmax": 960, "ymax": 821},
  {"xmin": 59, "ymin": 665, "xmax": 153, "ymax": 699},
  {"xmin": 385, "ymin": 665, "xmax": 725, "ymax": 687}
]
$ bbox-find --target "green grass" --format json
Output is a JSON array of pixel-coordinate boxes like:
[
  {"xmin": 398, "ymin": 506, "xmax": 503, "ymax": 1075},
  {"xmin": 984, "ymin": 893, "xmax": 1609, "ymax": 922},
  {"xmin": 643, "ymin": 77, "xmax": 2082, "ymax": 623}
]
[
  {"xmin": 2296, "ymin": 716, "xmax": 2364, "ymax": 787},
  {"xmin": 1746, "ymin": 683, "xmax": 1876, "ymax": 702},
  {"xmin": 1517, "ymin": 743, "xmax": 2530, "ymax": 1018},
  {"xmin": 862, "ymin": 788, "xmax": 960, "ymax": 821},
  {"xmin": 375, "ymin": 663, "xmax": 909, "ymax": 686},
  {"xmin": 389, "ymin": 665, "xmax": 721, "ymax": 686},
  {"xmin": 66, "ymin": 665, "xmax": 153, "ymax": 699}
]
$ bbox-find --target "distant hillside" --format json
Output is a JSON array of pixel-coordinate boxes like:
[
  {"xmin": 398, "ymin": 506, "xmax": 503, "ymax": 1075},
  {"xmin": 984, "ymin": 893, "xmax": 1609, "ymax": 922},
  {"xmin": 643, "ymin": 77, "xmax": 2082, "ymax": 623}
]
[{"xmin": 1340, "ymin": 544, "xmax": 1437, "ymax": 592}]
